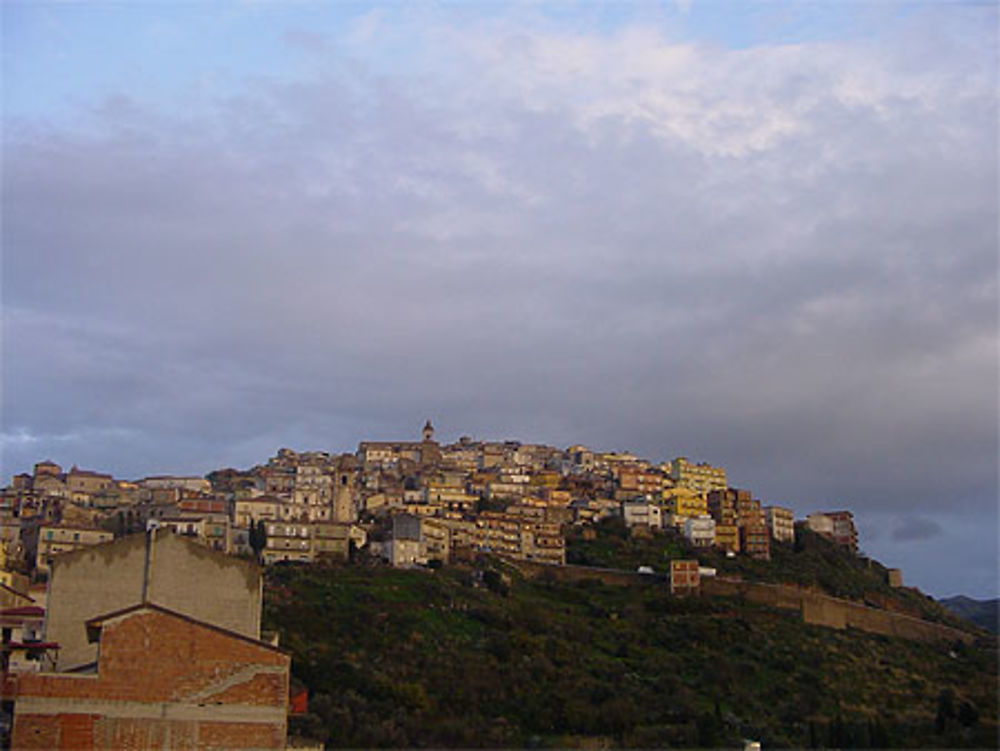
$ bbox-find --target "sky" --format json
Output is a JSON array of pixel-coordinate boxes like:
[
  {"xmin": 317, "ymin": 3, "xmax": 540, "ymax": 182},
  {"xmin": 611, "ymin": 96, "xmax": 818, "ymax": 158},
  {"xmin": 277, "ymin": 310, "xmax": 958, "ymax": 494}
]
[{"xmin": 2, "ymin": 1, "xmax": 997, "ymax": 598}]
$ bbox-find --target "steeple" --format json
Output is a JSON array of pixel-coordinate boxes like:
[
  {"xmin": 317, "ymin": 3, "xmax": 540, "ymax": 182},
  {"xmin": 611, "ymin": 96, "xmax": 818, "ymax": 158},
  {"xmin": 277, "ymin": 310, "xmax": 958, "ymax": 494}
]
[{"xmin": 422, "ymin": 419, "xmax": 435, "ymax": 443}]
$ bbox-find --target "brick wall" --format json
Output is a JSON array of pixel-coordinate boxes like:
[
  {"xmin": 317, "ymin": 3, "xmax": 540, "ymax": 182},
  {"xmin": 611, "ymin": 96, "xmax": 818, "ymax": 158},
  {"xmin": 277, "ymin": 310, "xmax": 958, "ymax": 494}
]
[{"xmin": 12, "ymin": 605, "xmax": 289, "ymax": 750}]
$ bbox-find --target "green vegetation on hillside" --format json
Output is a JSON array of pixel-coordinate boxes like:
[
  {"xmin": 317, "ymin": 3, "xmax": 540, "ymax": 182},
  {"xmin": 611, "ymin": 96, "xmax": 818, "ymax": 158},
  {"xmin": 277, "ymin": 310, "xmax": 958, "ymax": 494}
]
[
  {"xmin": 265, "ymin": 559, "xmax": 996, "ymax": 749},
  {"xmin": 567, "ymin": 520, "xmax": 973, "ymax": 629}
]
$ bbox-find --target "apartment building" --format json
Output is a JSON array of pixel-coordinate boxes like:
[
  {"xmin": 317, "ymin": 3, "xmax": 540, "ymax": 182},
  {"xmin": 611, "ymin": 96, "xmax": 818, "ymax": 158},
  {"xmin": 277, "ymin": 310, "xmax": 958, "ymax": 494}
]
[
  {"xmin": 739, "ymin": 524, "xmax": 771, "ymax": 561},
  {"xmin": 669, "ymin": 457, "xmax": 727, "ymax": 496},
  {"xmin": 622, "ymin": 501, "xmax": 663, "ymax": 531},
  {"xmin": 683, "ymin": 515, "xmax": 716, "ymax": 547},
  {"xmin": 714, "ymin": 524, "xmax": 740, "ymax": 554},
  {"xmin": 828, "ymin": 510, "xmax": 858, "ymax": 552},
  {"xmin": 809, "ymin": 510, "xmax": 858, "ymax": 552},
  {"xmin": 262, "ymin": 522, "xmax": 313, "ymax": 564},
  {"xmin": 764, "ymin": 505, "xmax": 795, "ymax": 543},
  {"xmin": 617, "ymin": 467, "xmax": 664, "ymax": 497},
  {"xmin": 665, "ymin": 488, "xmax": 708, "ymax": 524}
]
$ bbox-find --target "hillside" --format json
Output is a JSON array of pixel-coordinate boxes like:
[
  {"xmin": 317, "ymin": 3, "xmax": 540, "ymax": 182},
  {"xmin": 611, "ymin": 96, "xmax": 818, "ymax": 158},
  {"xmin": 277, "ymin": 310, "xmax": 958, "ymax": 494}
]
[
  {"xmin": 567, "ymin": 520, "xmax": 974, "ymax": 630},
  {"xmin": 265, "ymin": 556, "xmax": 996, "ymax": 749},
  {"xmin": 939, "ymin": 596, "xmax": 999, "ymax": 634}
]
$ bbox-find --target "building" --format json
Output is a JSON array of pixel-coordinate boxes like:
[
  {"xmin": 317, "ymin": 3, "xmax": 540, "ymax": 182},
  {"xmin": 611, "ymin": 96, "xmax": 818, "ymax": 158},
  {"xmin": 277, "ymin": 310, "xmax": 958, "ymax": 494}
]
[
  {"xmin": 11, "ymin": 603, "xmax": 289, "ymax": 749},
  {"xmin": 807, "ymin": 511, "xmax": 858, "ymax": 552},
  {"xmin": 806, "ymin": 512, "xmax": 834, "ymax": 537},
  {"xmin": 262, "ymin": 522, "xmax": 313, "ymax": 565},
  {"xmin": 158, "ymin": 512, "xmax": 231, "ymax": 553},
  {"xmin": 617, "ymin": 467, "xmax": 663, "ymax": 497},
  {"xmin": 311, "ymin": 522, "xmax": 351, "ymax": 561},
  {"xmin": 682, "ymin": 515, "xmax": 716, "ymax": 547},
  {"xmin": 824, "ymin": 510, "xmax": 858, "ymax": 552},
  {"xmin": 387, "ymin": 514, "xmax": 425, "ymax": 568},
  {"xmin": 421, "ymin": 517, "xmax": 452, "ymax": 564},
  {"xmin": 764, "ymin": 506, "xmax": 795, "ymax": 543},
  {"xmin": 30, "ymin": 524, "xmax": 114, "ymax": 577},
  {"xmin": 0, "ymin": 605, "xmax": 49, "ymax": 674},
  {"xmin": 664, "ymin": 488, "xmax": 708, "ymax": 523},
  {"xmin": 234, "ymin": 496, "xmax": 282, "ymax": 528},
  {"xmin": 358, "ymin": 422, "xmax": 441, "ymax": 470},
  {"xmin": 669, "ymin": 458, "xmax": 727, "ymax": 496},
  {"xmin": 621, "ymin": 501, "xmax": 663, "ymax": 531},
  {"xmin": 65, "ymin": 467, "xmax": 114, "ymax": 496},
  {"xmin": 670, "ymin": 560, "xmax": 700, "ymax": 595},
  {"xmin": 138, "ymin": 476, "xmax": 212, "ymax": 494},
  {"xmin": 739, "ymin": 524, "xmax": 771, "ymax": 561},
  {"xmin": 714, "ymin": 524, "xmax": 740, "ymax": 554},
  {"xmin": 44, "ymin": 530, "xmax": 263, "ymax": 672}
]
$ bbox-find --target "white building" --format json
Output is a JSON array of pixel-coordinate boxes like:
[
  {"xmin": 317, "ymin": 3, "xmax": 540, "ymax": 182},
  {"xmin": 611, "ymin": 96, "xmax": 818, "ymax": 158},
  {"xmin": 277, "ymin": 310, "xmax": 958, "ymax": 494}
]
[
  {"xmin": 622, "ymin": 501, "xmax": 663, "ymax": 530},
  {"xmin": 764, "ymin": 505, "xmax": 795, "ymax": 542},
  {"xmin": 683, "ymin": 515, "xmax": 716, "ymax": 547},
  {"xmin": 806, "ymin": 513, "xmax": 834, "ymax": 536}
]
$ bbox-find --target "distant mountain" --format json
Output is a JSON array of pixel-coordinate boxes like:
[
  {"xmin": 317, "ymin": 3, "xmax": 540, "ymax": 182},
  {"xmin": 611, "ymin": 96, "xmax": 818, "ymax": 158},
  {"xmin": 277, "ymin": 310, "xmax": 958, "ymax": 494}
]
[{"xmin": 939, "ymin": 595, "xmax": 999, "ymax": 633}]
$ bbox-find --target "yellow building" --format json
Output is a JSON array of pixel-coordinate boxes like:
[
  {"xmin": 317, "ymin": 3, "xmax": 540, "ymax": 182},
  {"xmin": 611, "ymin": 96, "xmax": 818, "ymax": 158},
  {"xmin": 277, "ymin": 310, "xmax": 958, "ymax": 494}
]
[
  {"xmin": 669, "ymin": 457, "xmax": 727, "ymax": 496},
  {"xmin": 665, "ymin": 488, "xmax": 708, "ymax": 521},
  {"xmin": 714, "ymin": 524, "xmax": 740, "ymax": 554},
  {"xmin": 528, "ymin": 471, "xmax": 561, "ymax": 489}
]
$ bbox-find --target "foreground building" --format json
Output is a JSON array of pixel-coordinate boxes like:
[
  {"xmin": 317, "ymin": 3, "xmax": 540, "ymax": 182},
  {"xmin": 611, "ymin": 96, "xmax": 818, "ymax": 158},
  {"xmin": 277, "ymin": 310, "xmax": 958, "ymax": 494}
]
[
  {"xmin": 11, "ymin": 603, "xmax": 289, "ymax": 749},
  {"xmin": 44, "ymin": 529, "xmax": 263, "ymax": 672},
  {"xmin": 7, "ymin": 528, "xmax": 288, "ymax": 750}
]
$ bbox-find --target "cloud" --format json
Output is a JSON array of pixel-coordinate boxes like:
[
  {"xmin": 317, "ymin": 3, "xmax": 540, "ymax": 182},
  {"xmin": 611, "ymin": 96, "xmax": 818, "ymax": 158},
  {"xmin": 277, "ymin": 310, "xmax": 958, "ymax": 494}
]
[
  {"xmin": 2, "ymin": 4, "xmax": 996, "ymax": 594},
  {"xmin": 890, "ymin": 517, "xmax": 944, "ymax": 542}
]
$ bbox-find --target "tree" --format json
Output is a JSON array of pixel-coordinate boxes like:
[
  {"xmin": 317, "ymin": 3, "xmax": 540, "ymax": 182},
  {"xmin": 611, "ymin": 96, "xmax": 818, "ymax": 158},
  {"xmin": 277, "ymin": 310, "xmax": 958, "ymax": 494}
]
[{"xmin": 250, "ymin": 519, "xmax": 268, "ymax": 560}]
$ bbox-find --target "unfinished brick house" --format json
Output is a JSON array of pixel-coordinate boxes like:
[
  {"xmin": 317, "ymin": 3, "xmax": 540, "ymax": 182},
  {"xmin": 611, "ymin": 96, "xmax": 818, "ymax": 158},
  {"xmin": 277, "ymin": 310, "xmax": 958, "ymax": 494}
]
[{"xmin": 10, "ymin": 602, "xmax": 289, "ymax": 749}]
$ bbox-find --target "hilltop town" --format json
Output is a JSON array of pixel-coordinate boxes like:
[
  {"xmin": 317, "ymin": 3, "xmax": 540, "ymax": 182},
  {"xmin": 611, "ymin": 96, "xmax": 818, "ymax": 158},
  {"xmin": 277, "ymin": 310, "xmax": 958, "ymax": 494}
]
[
  {"xmin": 1, "ymin": 422, "xmax": 866, "ymax": 580},
  {"xmin": 0, "ymin": 423, "xmax": 993, "ymax": 749}
]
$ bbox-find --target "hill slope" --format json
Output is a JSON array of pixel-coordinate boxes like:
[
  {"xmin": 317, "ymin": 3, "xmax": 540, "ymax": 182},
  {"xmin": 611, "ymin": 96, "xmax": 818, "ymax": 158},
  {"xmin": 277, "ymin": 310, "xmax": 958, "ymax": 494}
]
[
  {"xmin": 939, "ymin": 596, "xmax": 999, "ymax": 634},
  {"xmin": 265, "ymin": 559, "xmax": 996, "ymax": 749}
]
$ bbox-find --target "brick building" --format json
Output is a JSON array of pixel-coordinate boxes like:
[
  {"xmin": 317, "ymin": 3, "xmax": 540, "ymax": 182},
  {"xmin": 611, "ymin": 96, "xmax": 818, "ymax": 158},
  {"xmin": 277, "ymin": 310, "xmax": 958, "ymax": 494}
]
[
  {"xmin": 11, "ymin": 603, "xmax": 289, "ymax": 749},
  {"xmin": 670, "ymin": 559, "xmax": 700, "ymax": 595}
]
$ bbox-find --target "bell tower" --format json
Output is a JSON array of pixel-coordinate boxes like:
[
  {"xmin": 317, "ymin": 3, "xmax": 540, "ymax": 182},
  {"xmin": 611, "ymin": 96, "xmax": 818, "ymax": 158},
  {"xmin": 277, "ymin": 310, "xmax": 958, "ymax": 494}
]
[{"xmin": 422, "ymin": 419, "xmax": 435, "ymax": 443}]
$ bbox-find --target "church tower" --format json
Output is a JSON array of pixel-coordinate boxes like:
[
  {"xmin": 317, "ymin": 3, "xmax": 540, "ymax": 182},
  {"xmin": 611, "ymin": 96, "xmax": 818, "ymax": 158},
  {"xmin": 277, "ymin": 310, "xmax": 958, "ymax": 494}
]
[{"xmin": 422, "ymin": 419, "xmax": 435, "ymax": 443}]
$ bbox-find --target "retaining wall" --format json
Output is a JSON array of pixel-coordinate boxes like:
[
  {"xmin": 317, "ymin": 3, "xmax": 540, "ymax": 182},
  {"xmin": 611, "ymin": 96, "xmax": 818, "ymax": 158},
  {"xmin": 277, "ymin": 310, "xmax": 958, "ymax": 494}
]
[{"xmin": 509, "ymin": 559, "xmax": 973, "ymax": 645}]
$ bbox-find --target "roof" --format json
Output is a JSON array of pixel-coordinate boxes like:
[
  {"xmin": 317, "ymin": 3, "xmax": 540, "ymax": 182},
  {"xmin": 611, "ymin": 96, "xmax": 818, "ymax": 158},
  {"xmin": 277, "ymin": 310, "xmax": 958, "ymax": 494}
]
[
  {"xmin": 1, "ymin": 641, "xmax": 59, "ymax": 651},
  {"xmin": 0, "ymin": 582, "xmax": 34, "ymax": 605},
  {"xmin": 84, "ymin": 602, "xmax": 288, "ymax": 655},
  {"xmin": 67, "ymin": 467, "xmax": 113, "ymax": 479},
  {"xmin": 0, "ymin": 606, "xmax": 44, "ymax": 618}
]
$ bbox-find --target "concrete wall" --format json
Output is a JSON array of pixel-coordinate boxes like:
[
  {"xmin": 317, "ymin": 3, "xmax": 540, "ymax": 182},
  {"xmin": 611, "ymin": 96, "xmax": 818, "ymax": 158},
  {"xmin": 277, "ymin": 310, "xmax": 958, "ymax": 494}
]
[
  {"xmin": 701, "ymin": 577, "xmax": 973, "ymax": 644},
  {"xmin": 45, "ymin": 530, "xmax": 262, "ymax": 671},
  {"xmin": 13, "ymin": 605, "xmax": 288, "ymax": 750}
]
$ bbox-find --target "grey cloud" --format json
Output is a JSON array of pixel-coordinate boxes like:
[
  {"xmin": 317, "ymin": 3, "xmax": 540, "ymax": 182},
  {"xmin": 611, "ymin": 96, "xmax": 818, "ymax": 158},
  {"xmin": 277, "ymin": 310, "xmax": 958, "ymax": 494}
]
[
  {"xmin": 2, "ymin": 8, "xmax": 996, "ymax": 595},
  {"xmin": 891, "ymin": 517, "xmax": 945, "ymax": 542}
]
